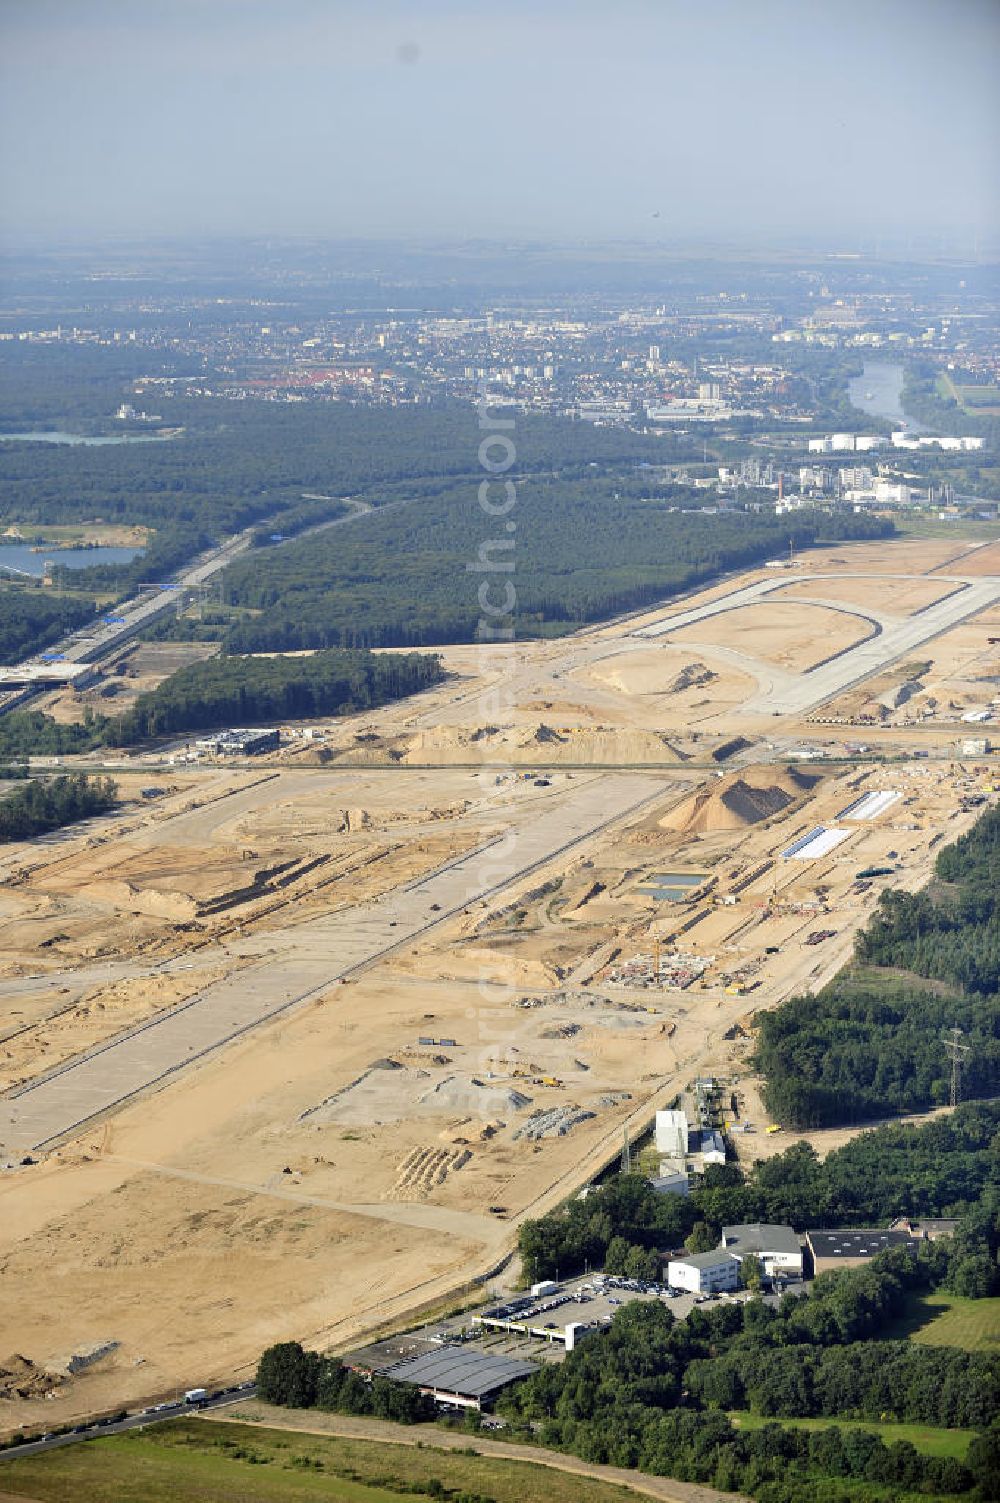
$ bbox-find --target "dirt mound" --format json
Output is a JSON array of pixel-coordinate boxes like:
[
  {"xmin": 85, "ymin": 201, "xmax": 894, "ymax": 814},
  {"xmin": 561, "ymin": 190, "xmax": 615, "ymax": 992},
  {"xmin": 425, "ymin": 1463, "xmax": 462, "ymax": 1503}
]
[
  {"xmin": 82, "ymin": 879, "xmax": 198, "ymax": 922},
  {"xmin": 661, "ymin": 767, "xmax": 817, "ymax": 834},
  {"xmin": 665, "ymin": 661, "xmax": 717, "ymax": 694},
  {"xmin": 0, "ymin": 1353, "xmax": 63, "ymax": 1400}
]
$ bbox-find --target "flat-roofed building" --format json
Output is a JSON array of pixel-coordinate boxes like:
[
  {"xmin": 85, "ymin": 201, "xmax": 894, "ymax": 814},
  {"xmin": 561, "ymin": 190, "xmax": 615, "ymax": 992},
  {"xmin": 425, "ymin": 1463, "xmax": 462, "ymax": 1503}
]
[
  {"xmin": 721, "ymin": 1223, "xmax": 803, "ymax": 1279},
  {"xmin": 889, "ymin": 1217, "xmax": 958, "ymax": 1242},
  {"xmin": 805, "ymin": 1228, "xmax": 914, "ymax": 1276},
  {"xmin": 666, "ymin": 1250, "xmax": 740, "ymax": 1294},
  {"xmin": 654, "ymin": 1108, "xmax": 688, "ymax": 1159},
  {"xmin": 380, "ymin": 1348, "xmax": 539, "ymax": 1412}
]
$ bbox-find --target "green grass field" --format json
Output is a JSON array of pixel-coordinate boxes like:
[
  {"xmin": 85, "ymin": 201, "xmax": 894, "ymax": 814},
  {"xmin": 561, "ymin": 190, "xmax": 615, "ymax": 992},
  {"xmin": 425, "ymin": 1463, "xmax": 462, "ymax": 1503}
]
[
  {"xmin": 881, "ymin": 1292, "xmax": 1000, "ymax": 1351},
  {"xmin": 937, "ymin": 373, "xmax": 1000, "ymax": 414},
  {"xmin": 0, "ymin": 1420, "xmax": 644, "ymax": 1503},
  {"xmin": 893, "ymin": 515, "xmax": 1000, "ymax": 542},
  {"xmin": 729, "ymin": 1410, "xmax": 976, "ymax": 1460}
]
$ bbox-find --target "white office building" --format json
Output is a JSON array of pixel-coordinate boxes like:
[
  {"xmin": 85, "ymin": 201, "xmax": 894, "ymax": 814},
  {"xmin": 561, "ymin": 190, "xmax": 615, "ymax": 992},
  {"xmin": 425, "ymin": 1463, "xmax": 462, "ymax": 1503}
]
[
  {"xmin": 666, "ymin": 1250, "xmax": 740, "ymax": 1294},
  {"xmin": 720, "ymin": 1223, "xmax": 803, "ymax": 1279},
  {"xmin": 654, "ymin": 1109, "xmax": 688, "ymax": 1159}
]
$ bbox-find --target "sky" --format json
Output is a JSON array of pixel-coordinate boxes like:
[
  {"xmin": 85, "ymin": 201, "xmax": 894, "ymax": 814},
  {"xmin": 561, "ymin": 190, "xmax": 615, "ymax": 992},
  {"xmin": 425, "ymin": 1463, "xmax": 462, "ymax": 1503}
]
[{"xmin": 1, "ymin": 0, "xmax": 998, "ymax": 251}]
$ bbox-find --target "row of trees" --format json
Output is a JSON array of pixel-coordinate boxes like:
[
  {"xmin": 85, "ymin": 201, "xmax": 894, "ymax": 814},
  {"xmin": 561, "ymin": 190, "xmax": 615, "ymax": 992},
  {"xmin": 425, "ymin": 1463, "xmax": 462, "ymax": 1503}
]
[
  {"xmin": 102, "ymin": 647, "xmax": 444, "ymax": 743},
  {"xmin": 0, "ymin": 773, "xmax": 116, "ymax": 842},
  {"xmin": 256, "ymin": 1342, "xmax": 433, "ymax": 1424},
  {"xmin": 755, "ymin": 806, "xmax": 1000, "ymax": 1128}
]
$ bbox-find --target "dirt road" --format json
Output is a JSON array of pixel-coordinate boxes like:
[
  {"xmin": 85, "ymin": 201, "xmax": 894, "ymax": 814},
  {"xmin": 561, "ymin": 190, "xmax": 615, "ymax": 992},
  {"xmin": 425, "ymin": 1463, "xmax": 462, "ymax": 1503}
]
[{"xmin": 204, "ymin": 1403, "xmax": 750, "ymax": 1503}]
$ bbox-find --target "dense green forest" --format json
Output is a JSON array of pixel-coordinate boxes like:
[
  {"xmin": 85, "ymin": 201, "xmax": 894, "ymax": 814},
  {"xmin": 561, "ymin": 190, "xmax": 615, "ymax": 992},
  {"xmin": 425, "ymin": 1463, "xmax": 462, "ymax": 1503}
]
[
  {"xmin": 493, "ymin": 1247, "xmax": 996, "ymax": 1498},
  {"xmin": 216, "ymin": 486, "xmax": 893, "ymax": 652},
  {"xmin": 0, "ymin": 400, "xmax": 700, "ymax": 657},
  {"xmin": 257, "ymin": 1224, "xmax": 1000, "ymax": 1500},
  {"xmin": 754, "ymin": 806, "xmax": 1000, "ymax": 1129},
  {"xmin": 0, "ymin": 710, "xmax": 106, "ymax": 760},
  {"xmin": 0, "ymin": 773, "xmax": 117, "ymax": 842},
  {"xmin": 104, "ymin": 647, "xmax": 444, "ymax": 742},
  {"xmin": 0, "ymin": 587, "xmax": 100, "ymax": 665}
]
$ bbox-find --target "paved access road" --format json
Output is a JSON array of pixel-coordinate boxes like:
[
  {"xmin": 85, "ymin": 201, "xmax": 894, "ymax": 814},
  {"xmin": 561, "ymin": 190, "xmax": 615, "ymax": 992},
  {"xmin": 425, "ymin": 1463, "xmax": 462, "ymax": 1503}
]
[
  {"xmin": 0, "ymin": 775, "xmax": 663, "ymax": 1156},
  {"xmin": 631, "ymin": 571, "xmax": 1000, "ymax": 717}
]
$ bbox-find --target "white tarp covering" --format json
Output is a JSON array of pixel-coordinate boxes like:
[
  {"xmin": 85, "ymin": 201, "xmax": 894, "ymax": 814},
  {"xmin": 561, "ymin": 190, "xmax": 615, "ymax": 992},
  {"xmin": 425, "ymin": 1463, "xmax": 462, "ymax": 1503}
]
[
  {"xmin": 838, "ymin": 790, "xmax": 901, "ymax": 822},
  {"xmin": 782, "ymin": 826, "xmax": 850, "ymax": 860}
]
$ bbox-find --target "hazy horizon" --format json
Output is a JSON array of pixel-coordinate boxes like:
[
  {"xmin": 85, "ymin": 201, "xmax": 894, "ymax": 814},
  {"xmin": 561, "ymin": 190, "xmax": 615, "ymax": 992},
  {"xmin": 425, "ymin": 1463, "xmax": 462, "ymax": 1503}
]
[{"xmin": 1, "ymin": 0, "xmax": 998, "ymax": 252}]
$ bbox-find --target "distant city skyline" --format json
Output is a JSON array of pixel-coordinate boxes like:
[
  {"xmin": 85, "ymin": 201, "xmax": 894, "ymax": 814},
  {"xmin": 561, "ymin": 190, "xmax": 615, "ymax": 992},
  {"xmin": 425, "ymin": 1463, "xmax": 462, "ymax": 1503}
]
[{"xmin": 1, "ymin": 0, "xmax": 998, "ymax": 250}]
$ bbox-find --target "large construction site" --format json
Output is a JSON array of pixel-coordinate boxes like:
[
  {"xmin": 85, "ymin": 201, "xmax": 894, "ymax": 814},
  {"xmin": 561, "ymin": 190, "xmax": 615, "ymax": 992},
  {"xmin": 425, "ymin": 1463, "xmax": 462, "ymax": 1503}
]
[{"xmin": 1, "ymin": 531, "xmax": 998, "ymax": 1433}]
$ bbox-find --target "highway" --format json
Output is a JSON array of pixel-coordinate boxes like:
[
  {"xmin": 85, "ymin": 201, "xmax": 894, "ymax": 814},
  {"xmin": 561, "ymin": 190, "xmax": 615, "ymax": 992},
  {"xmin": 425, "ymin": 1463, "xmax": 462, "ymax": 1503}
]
[
  {"xmin": 0, "ymin": 1385, "xmax": 256, "ymax": 1462},
  {"xmin": 0, "ymin": 495, "xmax": 373, "ymax": 714},
  {"xmin": 0, "ymin": 774, "xmax": 664, "ymax": 1156}
]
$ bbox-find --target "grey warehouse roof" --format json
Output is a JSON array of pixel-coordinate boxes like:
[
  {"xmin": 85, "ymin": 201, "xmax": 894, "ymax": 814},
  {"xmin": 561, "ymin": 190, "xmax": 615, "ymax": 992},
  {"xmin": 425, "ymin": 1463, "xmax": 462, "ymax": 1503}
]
[
  {"xmin": 380, "ymin": 1347, "xmax": 539, "ymax": 1398},
  {"xmin": 669, "ymin": 1250, "xmax": 738, "ymax": 1270},
  {"xmin": 722, "ymin": 1223, "xmax": 801, "ymax": 1256}
]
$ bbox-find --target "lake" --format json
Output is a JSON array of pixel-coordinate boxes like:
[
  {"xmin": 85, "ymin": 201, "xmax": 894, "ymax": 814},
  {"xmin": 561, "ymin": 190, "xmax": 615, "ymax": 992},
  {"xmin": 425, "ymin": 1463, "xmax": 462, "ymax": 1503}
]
[
  {"xmin": 847, "ymin": 362, "xmax": 926, "ymax": 433},
  {"xmin": 0, "ymin": 543, "xmax": 144, "ymax": 577},
  {"xmin": 0, "ymin": 430, "xmax": 171, "ymax": 446}
]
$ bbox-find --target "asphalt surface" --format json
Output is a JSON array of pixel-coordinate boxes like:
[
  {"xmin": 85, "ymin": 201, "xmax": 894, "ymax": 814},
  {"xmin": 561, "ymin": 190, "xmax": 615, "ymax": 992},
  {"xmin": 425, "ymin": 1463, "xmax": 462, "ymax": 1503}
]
[{"xmin": 0, "ymin": 1386, "xmax": 256, "ymax": 1462}]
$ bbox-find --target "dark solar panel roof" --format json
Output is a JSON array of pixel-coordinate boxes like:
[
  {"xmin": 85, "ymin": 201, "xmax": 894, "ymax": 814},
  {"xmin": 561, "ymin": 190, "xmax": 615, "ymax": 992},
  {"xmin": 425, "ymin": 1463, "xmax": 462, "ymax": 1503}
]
[
  {"xmin": 380, "ymin": 1347, "xmax": 539, "ymax": 1398},
  {"xmin": 807, "ymin": 1229, "xmax": 912, "ymax": 1258}
]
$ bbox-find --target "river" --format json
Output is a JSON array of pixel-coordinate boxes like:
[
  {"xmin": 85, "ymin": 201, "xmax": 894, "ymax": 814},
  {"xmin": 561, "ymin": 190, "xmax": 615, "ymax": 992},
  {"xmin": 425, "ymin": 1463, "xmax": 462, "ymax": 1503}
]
[
  {"xmin": 846, "ymin": 362, "xmax": 926, "ymax": 433},
  {"xmin": 0, "ymin": 430, "xmax": 171, "ymax": 446},
  {"xmin": 0, "ymin": 543, "xmax": 143, "ymax": 578}
]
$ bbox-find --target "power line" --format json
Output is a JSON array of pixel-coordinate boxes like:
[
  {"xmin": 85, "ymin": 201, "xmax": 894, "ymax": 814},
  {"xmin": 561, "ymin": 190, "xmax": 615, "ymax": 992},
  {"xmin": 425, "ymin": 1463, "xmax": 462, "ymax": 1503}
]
[{"xmin": 943, "ymin": 1026, "xmax": 971, "ymax": 1109}]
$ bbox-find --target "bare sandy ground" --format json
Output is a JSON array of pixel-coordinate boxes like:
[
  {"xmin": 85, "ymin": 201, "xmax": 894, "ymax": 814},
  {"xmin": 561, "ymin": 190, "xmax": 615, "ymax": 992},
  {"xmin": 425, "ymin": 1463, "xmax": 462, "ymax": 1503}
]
[{"xmin": 2, "ymin": 533, "xmax": 999, "ymax": 1436}]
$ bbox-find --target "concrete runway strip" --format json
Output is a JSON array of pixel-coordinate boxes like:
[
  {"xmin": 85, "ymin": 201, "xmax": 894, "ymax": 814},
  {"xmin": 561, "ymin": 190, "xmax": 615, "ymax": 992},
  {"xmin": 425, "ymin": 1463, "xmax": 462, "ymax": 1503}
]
[
  {"xmin": 632, "ymin": 573, "xmax": 1000, "ymax": 718},
  {"xmin": 0, "ymin": 774, "xmax": 664, "ymax": 1156}
]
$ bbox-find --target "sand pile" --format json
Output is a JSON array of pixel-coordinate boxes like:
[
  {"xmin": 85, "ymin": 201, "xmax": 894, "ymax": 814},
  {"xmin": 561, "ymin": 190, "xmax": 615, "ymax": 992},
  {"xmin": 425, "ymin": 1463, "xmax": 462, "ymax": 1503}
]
[
  {"xmin": 82, "ymin": 879, "xmax": 198, "ymax": 922},
  {"xmin": 662, "ymin": 767, "xmax": 817, "ymax": 834}
]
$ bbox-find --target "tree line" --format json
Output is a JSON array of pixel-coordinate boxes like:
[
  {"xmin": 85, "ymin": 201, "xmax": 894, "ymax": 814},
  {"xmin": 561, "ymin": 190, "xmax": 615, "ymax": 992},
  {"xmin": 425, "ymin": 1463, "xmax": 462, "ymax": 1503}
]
[
  {"xmin": 101, "ymin": 647, "xmax": 444, "ymax": 743},
  {"xmin": 755, "ymin": 805, "xmax": 1000, "ymax": 1128},
  {"xmin": 0, "ymin": 773, "xmax": 117, "ymax": 842}
]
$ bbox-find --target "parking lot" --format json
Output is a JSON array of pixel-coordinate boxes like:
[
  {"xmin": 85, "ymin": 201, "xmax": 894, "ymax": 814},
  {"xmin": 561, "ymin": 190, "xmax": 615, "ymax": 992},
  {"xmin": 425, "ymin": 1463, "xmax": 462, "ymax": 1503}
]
[{"xmin": 407, "ymin": 1272, "xmax": 777, "ymax": 1367}]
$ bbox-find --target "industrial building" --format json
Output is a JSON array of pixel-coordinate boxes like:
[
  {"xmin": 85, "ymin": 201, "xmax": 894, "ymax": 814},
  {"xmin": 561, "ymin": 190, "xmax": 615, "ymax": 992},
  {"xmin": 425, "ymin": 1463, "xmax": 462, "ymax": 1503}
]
[
  {"xmin": 654, "ymin": 1108, "xmax": 688, "ymax": 1159},
  {"xmin": 379, "ymin": 1348, "xmax": 539, "ymax": 1411},
  {"xmin": 805, "ymin": 1228, "xmax": 915, "ymax": 1275},
  {"xmin": 888, "ymin": 1217, "xmax": 958, "ymax": 1242},
  {"xmin": 720, "ymin": 1223, "xmax": 803, "ymax": 1279},
  {"xmin": 193, "ymin": 727, "xmax": 280, "ymax": 757},
  {"xmin": 667, "ymin": 1249, "xmax": 740, "ymax": 1294}
]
